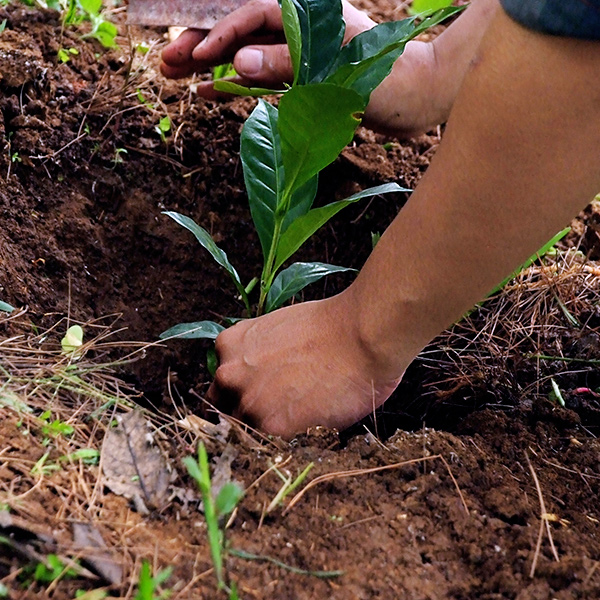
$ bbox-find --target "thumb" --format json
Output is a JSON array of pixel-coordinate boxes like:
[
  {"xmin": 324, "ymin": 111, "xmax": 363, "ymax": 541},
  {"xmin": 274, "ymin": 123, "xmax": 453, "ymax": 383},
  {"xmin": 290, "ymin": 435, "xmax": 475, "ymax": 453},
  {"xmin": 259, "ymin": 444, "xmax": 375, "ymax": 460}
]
[{"xmin": 233, "ymin": 44, "xmax": 293, "ymax": 87}]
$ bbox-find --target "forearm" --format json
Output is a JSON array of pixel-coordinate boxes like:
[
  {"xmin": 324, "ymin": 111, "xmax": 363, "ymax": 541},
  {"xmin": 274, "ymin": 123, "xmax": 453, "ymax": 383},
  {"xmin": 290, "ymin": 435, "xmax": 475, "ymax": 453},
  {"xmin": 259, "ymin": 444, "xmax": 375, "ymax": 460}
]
[
  {"xmin": 350, "ymin": 7, "xmax": 600, "ymax": 379},
  {"xmin": 367, "ymin": 0, "xmax": 499, "ymax": 137}
]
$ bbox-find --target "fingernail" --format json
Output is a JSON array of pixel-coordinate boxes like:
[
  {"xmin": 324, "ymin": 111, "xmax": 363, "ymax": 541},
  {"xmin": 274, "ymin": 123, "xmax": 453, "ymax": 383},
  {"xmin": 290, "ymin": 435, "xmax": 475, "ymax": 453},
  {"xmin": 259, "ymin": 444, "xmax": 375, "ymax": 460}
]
[{"xmin": 237, "ymin": 48, "xmax": 263, "ymax": 76}]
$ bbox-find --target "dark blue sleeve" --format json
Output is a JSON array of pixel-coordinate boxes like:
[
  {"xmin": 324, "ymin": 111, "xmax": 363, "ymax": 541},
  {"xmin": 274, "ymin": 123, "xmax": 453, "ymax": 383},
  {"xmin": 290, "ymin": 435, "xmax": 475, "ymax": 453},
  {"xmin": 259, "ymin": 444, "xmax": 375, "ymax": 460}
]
[{"xmin": 500, "ymin": 0, "xmax": 600, "ymax": 40}]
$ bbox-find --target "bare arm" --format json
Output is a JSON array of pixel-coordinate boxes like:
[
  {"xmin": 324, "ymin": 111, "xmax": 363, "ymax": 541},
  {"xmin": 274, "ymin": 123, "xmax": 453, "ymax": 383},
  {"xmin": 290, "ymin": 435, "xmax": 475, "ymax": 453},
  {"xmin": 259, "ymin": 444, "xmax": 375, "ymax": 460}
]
[{"xmin": 209, "ymin": 6, "xmax": 600, "ymax": 438}]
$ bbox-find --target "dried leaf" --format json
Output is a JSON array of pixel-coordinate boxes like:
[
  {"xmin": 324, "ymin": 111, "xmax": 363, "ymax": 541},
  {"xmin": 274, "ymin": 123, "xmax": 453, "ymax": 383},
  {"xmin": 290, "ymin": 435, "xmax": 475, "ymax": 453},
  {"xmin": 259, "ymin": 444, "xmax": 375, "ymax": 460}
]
[
  {"xmin": 73, "ymin": 523, "xmax": 122, "ymax": 585},
  {"xmin": 101, "ymin": 411, "xmax": 174, "ymax": 513}
]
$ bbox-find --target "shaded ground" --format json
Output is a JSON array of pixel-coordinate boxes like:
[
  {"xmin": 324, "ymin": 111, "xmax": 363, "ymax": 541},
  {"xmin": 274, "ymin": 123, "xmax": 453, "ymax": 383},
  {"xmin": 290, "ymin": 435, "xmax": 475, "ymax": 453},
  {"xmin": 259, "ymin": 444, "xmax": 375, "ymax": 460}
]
[{"xmin": 1, "ymin": 2, "xmax": 600, "ymax": 599}]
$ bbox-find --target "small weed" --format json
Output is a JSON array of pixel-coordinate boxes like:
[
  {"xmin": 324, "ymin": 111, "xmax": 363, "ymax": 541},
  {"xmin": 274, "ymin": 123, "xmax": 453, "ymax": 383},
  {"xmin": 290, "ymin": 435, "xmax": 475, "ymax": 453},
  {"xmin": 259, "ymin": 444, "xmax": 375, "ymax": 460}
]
[
  {"xmin": 31, "ymin": 451, "xmax": 61, "ymax": 475},
  {"xmin": 57, "ymin": 46, "xmax": 79, "ymax": 63},
  {"xmin": 155, "ymin": 116, "xmax": 171, "ymax": 144},
  {"xmin": 112, "ymin": 147, "xmax": 128, "ymax": 167},
  {"xmin": 266, "ymin": 462, "xmax": 314, "ymax": 513},
  {"xmin": 134, "ymin": 560, "xmax": 172, "ymax": 600},
  {"xmin": 59, "ymin": 447, "xmax": 100, "ymax": 465},
  {"xmin": 0, "ymin": 18, "xmax": 7, "ymax": 33},
  {"xmin": 61, "ymin": 324, "xmax": 84, "ymax": 354},
  {"xmin": 0, "ymin": 300, "xmax": 14, "ymax": 313},
  {"xmin": 40, "ymin": 410, "xmax": 75, "ymax": 438},
  {"xmin": 549, "ymin": 379, "xmax": 566, "ymax": 408},
  {"xmin": 184, "ymin": 443, "xmax": 244, "ymax": 594}
]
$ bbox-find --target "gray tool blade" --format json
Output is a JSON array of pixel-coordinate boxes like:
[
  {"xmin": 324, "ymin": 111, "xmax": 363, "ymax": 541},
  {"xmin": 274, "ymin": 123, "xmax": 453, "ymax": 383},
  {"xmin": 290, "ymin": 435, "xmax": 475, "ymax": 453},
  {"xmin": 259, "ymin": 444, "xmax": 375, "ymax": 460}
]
[{"xmin": 127, "ymin": 0, "xmax": 247, "ymax": 29}]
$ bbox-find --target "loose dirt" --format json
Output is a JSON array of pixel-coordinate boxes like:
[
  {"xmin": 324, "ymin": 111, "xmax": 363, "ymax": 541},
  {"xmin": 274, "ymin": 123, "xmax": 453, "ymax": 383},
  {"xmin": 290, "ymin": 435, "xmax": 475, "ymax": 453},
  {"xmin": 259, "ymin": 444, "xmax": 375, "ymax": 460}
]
[{"xmin": 1, "ymin": 2, "xmax": 600, "ymax": 599}]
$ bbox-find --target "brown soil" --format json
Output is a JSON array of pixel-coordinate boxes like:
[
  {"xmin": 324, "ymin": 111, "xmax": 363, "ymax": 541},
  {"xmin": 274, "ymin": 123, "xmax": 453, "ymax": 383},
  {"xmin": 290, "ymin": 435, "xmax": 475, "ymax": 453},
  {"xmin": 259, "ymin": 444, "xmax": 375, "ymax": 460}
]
[{"xmin": 1, "ymin": 3, "xmax": 600, "ymax": 599}]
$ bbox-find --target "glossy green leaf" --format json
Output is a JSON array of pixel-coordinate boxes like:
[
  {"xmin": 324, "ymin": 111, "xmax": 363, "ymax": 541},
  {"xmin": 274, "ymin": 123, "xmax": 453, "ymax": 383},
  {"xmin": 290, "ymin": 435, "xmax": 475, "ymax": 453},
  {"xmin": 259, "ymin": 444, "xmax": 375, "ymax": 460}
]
[
  {"xmin": 274, "ymin": 183, "xmax": 410, "ymax": 271},
  {"xmin": 212, "ymin": 80, "xmax": 284, "ymax": 97},
  {"xmin": 326, "ymin": 8, "xmax": 462, "ymax": 102},
  {"xmin": 292, "ymin": 0, "xmax": 345, "ymax": 84},
  {"xmin": 215, "ymin": 481, "xmax": 244, "ymax": 517},
  {"xmin": 160, "ymin": 320, "xmax": 225, "ymax": 340},
  {"xmin": 241, "ymin": 101, "xmax": 284, "ymax": 256},
  {"xmin": 163, "ymin": 211, "xmax": 248, "ymax": 305},
  {"xmin": 278, "ymin": 84, "xmax": 364, "ymax": 196},
  {"xmin": 285, "ymin": 175, "xmax": 318, "ymax": 229},
  {"xmin": 325, "ymin": 20, "xmax": 415, "ymax": 101},
  {"xmin": 280, "ymin": 0, "xmax": 302, "ymax": 83},
  {"xmin": 0, "ymin": 301, "xmax": 14, "ymax": 313},
  {"xmin": 266, "ymin": 262, "xmax": 355, "ymax": 312}
]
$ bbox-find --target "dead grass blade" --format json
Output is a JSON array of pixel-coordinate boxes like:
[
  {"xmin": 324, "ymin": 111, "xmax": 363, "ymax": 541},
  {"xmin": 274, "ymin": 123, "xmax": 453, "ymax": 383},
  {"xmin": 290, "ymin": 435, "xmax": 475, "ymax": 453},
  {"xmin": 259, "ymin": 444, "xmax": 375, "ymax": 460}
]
[{"xmin": 526, "ymin": 451, "xmax": 560, "ymax": 578}]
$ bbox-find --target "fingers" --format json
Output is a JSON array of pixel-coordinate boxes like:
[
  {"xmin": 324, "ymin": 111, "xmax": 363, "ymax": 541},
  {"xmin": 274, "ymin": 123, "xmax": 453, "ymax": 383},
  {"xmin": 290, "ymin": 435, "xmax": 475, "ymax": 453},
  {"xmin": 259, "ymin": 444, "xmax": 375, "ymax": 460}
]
[
  {"xmin": 161, "ymin": 0, "xmax": 290, "ymax": 84},
  {"xmin": 232, "ymin": 44, "xmax": 293, "ymax": 86},
  {"xmin": 190, "ymin": 0, "xmax": 283, "ymax": 64},
  {"xmin": 161, "ymin": 28, "xmax": 207, "ymax": 73}
]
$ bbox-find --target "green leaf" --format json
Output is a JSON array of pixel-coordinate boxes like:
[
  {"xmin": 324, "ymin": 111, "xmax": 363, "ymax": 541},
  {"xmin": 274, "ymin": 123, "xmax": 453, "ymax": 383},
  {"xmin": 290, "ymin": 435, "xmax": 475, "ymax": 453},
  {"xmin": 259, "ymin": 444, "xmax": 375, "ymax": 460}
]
[
  {"xmin": 0, "ymin": 301, "xmax": 14, "ymax": 313},
  {"xmin": 291, "ymin": 0, "xmax": 345, "ymax": 84},
  {"xmin": 213, "ymin": 62, "xmax": 237, "ymax": 80},
  {"xmin": 207, "ymin": 347, "xmax": 218, "ymax": 377},
  {"xmin": 274, "ymin": 183, "xmax": 410, "ymax": 271},
  {"xmin": 183, "ymin": 455, "xmax": 204, "ymax": 486},
  {"xmin": 135, "ymin": 561, "xmax": 153, "ymax": 600},
  {"xmin": 327, "ymin": 8, "xmax": 462, "ymax": 101},
  {"xmin": 0, "ymin": 19, "xmax": 7, "ymax": 34},
  {"xmin": 408, "ymin": 0, "xmax": 453, "ymax": 16},
  {"xmin": 213, "ymin": 81, "xmax": 284, "ymax": 97},
  {"xmin": 160, "ymin": 321, "xmax": 225, "ymax": 340},
  {"xmin": 242, "ymin": 101, "xmax": 318, "ymax": 256},
  {"xmin": 279, "ymin": 84, "xmax": 364, "ymax": 195},
  {"xmin": 325, "ymin": 20, "xmax": 415, "ymax": 102},
  {"xmin": 61, "ymin": 325, "xmax": 84, "ymax": 353},
  {"xmin": 163, "ymin": 211, "xmax": 248, "ymax": 305},
  {"xmin": 79, "ymin": 0, "xmax": 102, "ymax": 16},
  {"xmin": 241, "ymin": 101, "xmax": 284, "ymax": 256},
  {"xmin": 266, "ymin": 262, "xmax": 355, "ymax": 312},
  {"xmin": 214, "ymin": 482, "xmax": 244, "ymax": 517},
  {"xmin": 280, "ymin": 0, "xmax": 302, "ymax": 83},
  {"xmin": 92, "ymin": 21, "xmax": 119, "ymax": 49}
]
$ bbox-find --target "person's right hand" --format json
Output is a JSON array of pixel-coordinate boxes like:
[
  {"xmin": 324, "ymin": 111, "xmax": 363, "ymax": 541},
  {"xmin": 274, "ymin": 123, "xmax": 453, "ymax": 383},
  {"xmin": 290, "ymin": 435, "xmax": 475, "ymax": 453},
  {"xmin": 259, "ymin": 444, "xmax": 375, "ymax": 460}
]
[{"xmin": 161, "ymin": 0, "xmax": 377, "ymax": 97}]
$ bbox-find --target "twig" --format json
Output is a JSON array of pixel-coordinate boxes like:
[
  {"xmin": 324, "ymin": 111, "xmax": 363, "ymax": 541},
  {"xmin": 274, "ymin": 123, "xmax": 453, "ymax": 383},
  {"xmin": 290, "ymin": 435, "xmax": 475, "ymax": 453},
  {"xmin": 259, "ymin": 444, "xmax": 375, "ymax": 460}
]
[{"xmin": 526, "ymin": 451, "xmax": 559, "ymax": 578}]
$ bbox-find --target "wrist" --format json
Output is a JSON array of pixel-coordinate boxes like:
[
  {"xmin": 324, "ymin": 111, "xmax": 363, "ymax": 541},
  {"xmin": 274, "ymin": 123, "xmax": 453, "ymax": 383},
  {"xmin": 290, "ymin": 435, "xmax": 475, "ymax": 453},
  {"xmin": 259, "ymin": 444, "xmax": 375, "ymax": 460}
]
[{"xmin": 332, "ymin": 285, "xmax": 411, "ymax": 385}]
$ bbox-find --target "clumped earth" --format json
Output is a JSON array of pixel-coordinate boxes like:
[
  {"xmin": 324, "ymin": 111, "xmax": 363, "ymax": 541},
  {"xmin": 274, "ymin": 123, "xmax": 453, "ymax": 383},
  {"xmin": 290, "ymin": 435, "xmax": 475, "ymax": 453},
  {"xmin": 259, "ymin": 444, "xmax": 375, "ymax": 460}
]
[{"xmin": 1, "ymin": 2, "xmax": 600, "ymax": 599}]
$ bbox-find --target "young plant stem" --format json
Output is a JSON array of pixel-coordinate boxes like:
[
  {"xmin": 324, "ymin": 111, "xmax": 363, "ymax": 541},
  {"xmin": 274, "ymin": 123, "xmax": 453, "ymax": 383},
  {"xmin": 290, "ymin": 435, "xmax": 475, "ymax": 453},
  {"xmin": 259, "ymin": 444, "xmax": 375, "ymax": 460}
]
[{"xmin": 196, "ymin": 445, "xmax": 225, "ymax": 589}]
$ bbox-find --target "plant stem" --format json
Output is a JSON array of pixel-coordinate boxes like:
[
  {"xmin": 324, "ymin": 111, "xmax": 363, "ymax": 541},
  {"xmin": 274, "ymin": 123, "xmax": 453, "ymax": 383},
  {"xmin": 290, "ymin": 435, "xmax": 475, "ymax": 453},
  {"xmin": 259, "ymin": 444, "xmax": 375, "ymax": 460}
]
[
  {"xmin": 258, "ymin": 210, "xmax": 286, "ymax": 316},
  {"xmin": 197, "ymin": 444, "xmax": 225, "ymax": 588}
]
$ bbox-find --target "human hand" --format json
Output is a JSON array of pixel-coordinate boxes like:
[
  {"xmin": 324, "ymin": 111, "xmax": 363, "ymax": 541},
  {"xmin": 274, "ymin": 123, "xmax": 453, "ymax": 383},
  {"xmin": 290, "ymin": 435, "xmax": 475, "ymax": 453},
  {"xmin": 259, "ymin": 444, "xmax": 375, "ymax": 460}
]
[
  {"xmin": 160, "ymin": 0, "xmax": 376, "ymax": 97},
  {"xmin": 206, "ymin": 292, "xmax": 404, "ymax": 440}
]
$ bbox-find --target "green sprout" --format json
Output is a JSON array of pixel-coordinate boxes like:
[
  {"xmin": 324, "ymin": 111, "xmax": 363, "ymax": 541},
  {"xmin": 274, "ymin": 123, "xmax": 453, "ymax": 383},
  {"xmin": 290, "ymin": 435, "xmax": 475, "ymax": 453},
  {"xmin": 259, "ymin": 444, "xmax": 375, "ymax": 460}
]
[
  {"xmin": 184, "ymin": 443, "xmax": 244, "ymax": 594},
  {"xmin": 134, "ymin": 561, "xmax": 173, "ymax": 600}
]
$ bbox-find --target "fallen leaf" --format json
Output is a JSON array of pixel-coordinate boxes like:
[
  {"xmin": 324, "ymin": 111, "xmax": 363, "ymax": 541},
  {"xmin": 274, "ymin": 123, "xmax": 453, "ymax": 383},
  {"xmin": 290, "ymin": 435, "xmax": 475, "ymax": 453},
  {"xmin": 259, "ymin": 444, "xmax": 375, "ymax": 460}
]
[
  {"xmin": 101, "ymin": 411, "xmax": 174, "ymax": 513},
  {"xmin": 73, "ymin": 522, "xmax": 122, "ymax": 585}
]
